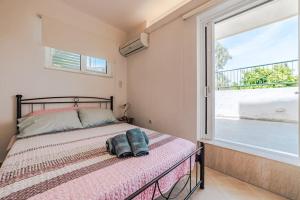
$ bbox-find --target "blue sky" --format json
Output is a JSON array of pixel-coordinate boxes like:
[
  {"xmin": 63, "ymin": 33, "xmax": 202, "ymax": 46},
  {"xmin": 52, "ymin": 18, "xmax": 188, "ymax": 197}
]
[
  {"xmin": 88, "ymin": 57, "xmax": 106, "ymax": 69},
  {"xmin": 217, "ymin": 16, "xmax": 298, "ymax": 70}
]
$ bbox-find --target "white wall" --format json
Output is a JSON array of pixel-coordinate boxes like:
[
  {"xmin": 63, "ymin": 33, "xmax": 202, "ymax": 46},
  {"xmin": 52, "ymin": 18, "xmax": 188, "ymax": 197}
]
[
  {"xmin": 0, "ymin": 0, "xmax": 127, "ymax": 161},
  {"xmin": 127, "ymin": 16, "xmax": 198, "ymax": 142},
  {"xmin": 216, "ymin": 87, "xmax": 299, "ymax": 122}
]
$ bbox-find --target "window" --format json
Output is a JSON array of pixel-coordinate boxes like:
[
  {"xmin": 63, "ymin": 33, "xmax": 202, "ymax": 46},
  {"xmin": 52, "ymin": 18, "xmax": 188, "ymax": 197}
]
[
  {"xmin": 214, "ymin": 15, "xmax": 299, "ymax": 156},
  {"xmin": 85, "ymin": 56, "xmax": 107, "ymax": 74},
  {"xmin": 198, "ymin": 0, "xmax": 299, "ymax": 163},
  {"xmin": 45, "ymin": 47, "xmax": 110, "ymax": 76},
  {"xmin": 51, "ymin": 49, "xmax": 81, "ymax": 70}
]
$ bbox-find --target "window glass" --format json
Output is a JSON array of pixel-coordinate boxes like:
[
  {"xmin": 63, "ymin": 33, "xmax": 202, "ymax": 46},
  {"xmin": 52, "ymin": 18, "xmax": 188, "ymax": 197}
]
[
  {"xmin": 213, "ymin": 0, "xmax": 299, "ymax": 155},
  {"xmin": 86, "ymin": 56, "xmax": 107, "ymax": 74},
  {"xmin": 52, "ymin": 49, "xmax": 81, "ymax": 70}
]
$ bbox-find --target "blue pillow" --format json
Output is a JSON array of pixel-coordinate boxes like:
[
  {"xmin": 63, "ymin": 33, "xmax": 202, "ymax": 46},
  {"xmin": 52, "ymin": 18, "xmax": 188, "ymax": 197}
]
[{"xmin": 78, "ymin": 108, "xmax": 117, "ymax": 128}]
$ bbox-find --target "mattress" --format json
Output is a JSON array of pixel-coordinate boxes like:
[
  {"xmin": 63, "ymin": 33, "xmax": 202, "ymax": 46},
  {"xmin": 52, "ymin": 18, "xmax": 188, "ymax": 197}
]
[{"xmin": 0, "ymin": 123, "xmax": 196, "ymax": 200}]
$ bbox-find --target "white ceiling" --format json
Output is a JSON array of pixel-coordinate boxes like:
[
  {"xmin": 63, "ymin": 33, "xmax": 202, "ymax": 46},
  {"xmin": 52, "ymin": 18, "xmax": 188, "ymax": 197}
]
[
  {"xmin": 61, "ymin": 0, "xmax": 191, "ymax": 32},
  {"xmin": 215, "ymin": 0, "xmax": 298, "ymax": 40}
]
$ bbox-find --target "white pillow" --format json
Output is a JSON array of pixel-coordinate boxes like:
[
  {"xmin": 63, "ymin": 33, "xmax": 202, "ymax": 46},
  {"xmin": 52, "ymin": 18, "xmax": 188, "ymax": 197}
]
[
  {"xmin": 17, "ymin": 110, "xmax": 83, "ymax": 138},
  {"xmin": 78, "ymin": 108, "xmax": 117, "ymax": 128}
]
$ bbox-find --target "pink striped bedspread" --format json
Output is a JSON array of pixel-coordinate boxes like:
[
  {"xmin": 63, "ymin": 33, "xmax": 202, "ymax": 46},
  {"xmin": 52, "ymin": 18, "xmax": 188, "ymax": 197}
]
[{"xmin": 0, "ymin": 123, "xmax": 196, "ymax": 200}]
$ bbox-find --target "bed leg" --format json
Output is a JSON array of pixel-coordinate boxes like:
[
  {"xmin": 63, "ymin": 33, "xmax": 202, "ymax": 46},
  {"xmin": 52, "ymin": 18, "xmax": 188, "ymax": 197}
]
[{"xmin": 200, "ymin": 142, "xmax": 205, "ymax": 189}]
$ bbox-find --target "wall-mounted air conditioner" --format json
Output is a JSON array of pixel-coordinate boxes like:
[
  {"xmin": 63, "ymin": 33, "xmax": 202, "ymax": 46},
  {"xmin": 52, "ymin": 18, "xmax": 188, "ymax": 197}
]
[{"xmin": 119, "ymin": 33, "xmax": 149, "ymax": 57}]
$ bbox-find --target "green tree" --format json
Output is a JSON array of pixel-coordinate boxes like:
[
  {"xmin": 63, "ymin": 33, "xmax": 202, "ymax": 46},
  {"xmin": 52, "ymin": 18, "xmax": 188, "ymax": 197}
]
[
  {"xmin": 215, "ymin": 42, "xmax": 232, "ymax": 89},
  {"xmin": 215, "ymin": 42, "xmax": 232, "ymax": 70},
  {"xmin": 242, "ymin": 64, "xmax": 298, "ymax": 89},
  {"xmin": 268, "ymin": 64, "xmax": 298, "ymax": 86}
]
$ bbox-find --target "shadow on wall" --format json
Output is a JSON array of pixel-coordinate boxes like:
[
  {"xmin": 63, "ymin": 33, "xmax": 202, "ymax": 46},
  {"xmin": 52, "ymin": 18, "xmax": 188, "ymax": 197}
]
[{"xmin": 0, "ymin": 95, "xmax": 17, "ymax": 160}]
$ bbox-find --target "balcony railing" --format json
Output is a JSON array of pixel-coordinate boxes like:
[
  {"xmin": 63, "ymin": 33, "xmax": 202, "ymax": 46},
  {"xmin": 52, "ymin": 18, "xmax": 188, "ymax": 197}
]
[{"xmin": 216, "ymin": 59, "xmax": 299, "ymax": 90}]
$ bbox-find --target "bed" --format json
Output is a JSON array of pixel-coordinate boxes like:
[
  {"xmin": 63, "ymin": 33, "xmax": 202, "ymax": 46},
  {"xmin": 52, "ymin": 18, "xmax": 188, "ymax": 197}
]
[{"xmin": 0, "ymin": 95, "xmax": 204, "ymax": 200}]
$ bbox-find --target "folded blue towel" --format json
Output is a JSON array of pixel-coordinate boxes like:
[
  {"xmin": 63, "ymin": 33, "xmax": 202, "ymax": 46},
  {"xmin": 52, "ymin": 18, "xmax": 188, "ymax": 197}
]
[
  {"xmin": 126, "ymin": 128, "xmax": 149, "ymax": 157},
  {"xmin": 142, "ymin": 131, "xmax": 149, "ymax": 145},
  {"xmin": 111, "ymin": 134, "xmax": 132, "ymax": 158},
  {"xmin": 105, "ymin": 138, "xmax": 115, "ymax": 155}
]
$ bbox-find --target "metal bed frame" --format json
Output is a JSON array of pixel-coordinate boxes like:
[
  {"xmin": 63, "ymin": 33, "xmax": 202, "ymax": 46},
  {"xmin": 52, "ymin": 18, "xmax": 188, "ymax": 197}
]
[{"xmin": 15, "ymin": 94, "xmax": 205, "ymax": 199}]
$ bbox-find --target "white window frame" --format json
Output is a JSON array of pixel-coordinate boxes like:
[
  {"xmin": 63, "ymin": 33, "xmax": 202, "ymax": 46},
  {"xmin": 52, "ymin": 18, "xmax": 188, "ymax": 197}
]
[
  {"xmin": 44, "ymin": 47, "xmax": 112, "ymax": 77},
  {"xmin": 197, "ymin": 0, "xmax": 300, "ymax": 165}
]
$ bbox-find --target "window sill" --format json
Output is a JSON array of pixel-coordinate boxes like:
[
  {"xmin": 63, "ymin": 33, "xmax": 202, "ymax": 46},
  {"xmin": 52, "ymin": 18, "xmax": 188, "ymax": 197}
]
[
  {"xmin": 45, "ymin": 66, "xmax": 113, "ymax": 78},
  {"xmin": 200, "ymin": 139, "xmax": 300, "ymax": 167}
]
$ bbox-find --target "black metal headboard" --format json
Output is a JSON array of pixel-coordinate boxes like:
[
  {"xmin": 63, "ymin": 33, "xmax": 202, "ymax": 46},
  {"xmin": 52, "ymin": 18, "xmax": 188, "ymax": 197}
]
[{"xmin": 16, "ymin": 94, "xmax": 113, "ymax": 120}]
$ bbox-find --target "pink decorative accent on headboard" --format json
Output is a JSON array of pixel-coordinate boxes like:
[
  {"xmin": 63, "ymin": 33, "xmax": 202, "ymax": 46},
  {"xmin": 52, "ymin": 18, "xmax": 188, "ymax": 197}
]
[
  {"xmin": 28, "ymin": 107, "xmax": 76, "ymax": 116},
  {"xmin": 28, "ymin": 106, "xmax": 98, "ymax": 116}
]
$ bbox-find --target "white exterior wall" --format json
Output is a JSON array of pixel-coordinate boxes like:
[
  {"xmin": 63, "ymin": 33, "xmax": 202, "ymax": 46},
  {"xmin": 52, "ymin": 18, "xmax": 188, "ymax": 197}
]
[{"xmin": 216, "ymin": 87, "xmax": 298, "ymax": 122}]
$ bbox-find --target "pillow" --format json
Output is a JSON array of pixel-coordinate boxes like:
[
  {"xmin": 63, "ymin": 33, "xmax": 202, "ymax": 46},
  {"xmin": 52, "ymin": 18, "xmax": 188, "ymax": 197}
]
[
  {"xmin": 78, "ymin": 108, "xmax": 117, "ymax": 128},
  {"xmin": 17, "ymin": 110, "xmax": 83, "ymax": 138}
]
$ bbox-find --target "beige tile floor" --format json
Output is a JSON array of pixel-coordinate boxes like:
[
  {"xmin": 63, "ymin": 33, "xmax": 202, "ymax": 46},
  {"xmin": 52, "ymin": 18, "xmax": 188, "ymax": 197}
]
[
  {"xmin": 158, "ymin": 167, "xmax": 288, "ymax": 200},
  {"xmin": 191, "ymin": 168, "xmax": 288, "ymax": 200}
]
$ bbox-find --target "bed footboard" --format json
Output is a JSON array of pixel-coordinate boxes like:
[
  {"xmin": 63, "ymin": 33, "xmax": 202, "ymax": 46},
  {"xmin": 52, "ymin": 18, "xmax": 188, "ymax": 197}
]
[{"xmin": 125, "ymin": 142, "xmax": 205, "ymax": 200}]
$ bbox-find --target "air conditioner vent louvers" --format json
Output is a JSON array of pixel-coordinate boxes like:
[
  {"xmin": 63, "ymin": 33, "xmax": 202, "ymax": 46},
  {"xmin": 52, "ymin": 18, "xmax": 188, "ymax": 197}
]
[{"xmin": 119, "ymin": 33, "xmax": 149, "ymax": 57}]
